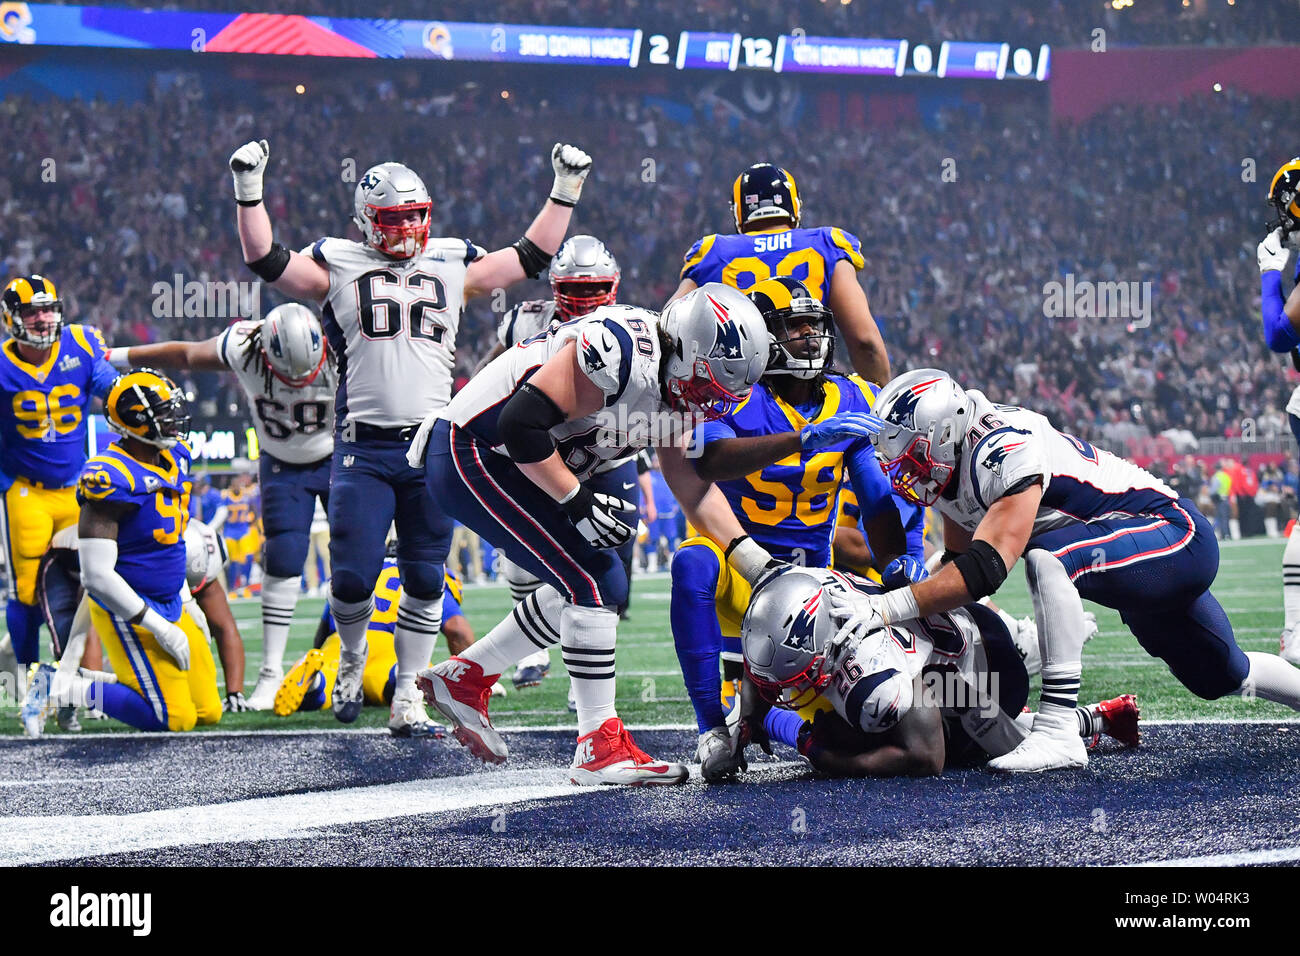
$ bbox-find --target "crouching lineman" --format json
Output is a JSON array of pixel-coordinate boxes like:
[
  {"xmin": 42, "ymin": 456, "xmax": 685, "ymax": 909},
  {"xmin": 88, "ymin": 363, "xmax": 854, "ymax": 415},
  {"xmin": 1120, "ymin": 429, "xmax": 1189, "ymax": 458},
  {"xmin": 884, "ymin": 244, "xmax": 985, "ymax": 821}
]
[
  {"xmin": 845, "ymin": 368, "xmax": 1300, "ymax": 771},
  {"xmin": 107, "ymin": 302, "xmax": 335, "ymax": 708},
  {"xmin": 412, "ymin": 284, "xmax": 779, "ymax": 784},
  {"xmin": 670, "ymin": 277, "xmax": 921, "ymax": 782},
  {"xmin": 23, "ymin": 370, "xmax": 221, "ymax": 732},
  {"xmin": 739, "ymin": 567, "xmax": 1138, "ymax": 777}
]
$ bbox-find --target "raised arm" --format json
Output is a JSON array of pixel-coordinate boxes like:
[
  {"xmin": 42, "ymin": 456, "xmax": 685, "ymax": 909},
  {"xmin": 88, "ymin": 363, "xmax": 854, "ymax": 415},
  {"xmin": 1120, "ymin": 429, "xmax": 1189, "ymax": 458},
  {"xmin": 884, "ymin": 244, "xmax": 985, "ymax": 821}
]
[
  {"xmin": 105, "ymin": 334, "xmax": 226, "ymax": 373},
  {"xmin": 464, "ymin": 144, "xmax": 592, "ymax": 298},
  {"xmin": 229, "ymin": 140, "xmax": 331, "ymax": 303}
]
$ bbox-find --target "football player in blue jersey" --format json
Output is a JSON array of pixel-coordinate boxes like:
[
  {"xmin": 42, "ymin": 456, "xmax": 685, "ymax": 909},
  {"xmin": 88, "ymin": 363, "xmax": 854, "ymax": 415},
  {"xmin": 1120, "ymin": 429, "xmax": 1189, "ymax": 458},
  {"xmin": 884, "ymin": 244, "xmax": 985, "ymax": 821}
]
[
  {"xmin": 0, "ymin": 275, "xmax": 117, "ymax": 693},
  {"xmin": 1258, "ymin": 157, "xmax": 1300, "ymax": 666},
  {"xmin": 669, "ymin": 277, "xmax": 923, "ymax": 780},
  {"xmin": 21, "ymin": 369, "xmax": 222, "ymax": 732},
  {"xmin": 669, "ymin": 163, "xmax": 890, "ymax": 384}
]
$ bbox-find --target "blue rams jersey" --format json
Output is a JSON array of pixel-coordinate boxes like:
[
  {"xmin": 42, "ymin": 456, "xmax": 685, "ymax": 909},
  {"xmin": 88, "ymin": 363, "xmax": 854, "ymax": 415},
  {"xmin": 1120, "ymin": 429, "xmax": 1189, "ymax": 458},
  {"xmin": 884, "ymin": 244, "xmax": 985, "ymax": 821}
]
[
  {"xmin": 189, "ymin": 486, "xmax": 223, "ymax": 522},
  {"xmin": 693, "ymin": 374, "xmax": 894, "ymax": 567},
  {"xmin": 222, "ymin": 486, "xmax": 260, "ymax": 536},
  {"xmin": 0, "ymin": 325, "xmax": 117, "ymax": 489},
  {"xmin": 680, "ymin": 226, "xmax": 864, "ymax": 301},
  {"xmin": 77, "ymin": 441, "xmax": 193, "ymax": 610}
]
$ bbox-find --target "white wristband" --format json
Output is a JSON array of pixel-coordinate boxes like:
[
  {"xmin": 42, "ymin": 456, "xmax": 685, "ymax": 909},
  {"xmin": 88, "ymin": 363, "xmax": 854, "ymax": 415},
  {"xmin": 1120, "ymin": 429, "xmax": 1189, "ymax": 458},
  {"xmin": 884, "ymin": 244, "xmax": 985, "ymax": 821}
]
[
  {"xmin": 726, "ymin": 536, "xmax": 773, "ymax": 585},
  {"xmin": 880, "ymin": 586, "xmax": 921, "ymax": 625},
  {"xmin": 105, "ymin": 347, "xmax": 132, "ymax": 371}
]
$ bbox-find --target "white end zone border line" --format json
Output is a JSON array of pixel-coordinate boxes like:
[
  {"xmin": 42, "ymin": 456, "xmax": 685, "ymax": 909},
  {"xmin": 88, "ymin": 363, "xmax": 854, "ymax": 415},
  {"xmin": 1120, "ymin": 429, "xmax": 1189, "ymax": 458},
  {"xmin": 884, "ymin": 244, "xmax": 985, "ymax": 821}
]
[
  {"xmin": 1132, "ymin": 845, "xmax": 1300, "ymax": 867},
  {"xmin": 2, "ymin": 718, "xmax": 1296, "ymax": 742}
]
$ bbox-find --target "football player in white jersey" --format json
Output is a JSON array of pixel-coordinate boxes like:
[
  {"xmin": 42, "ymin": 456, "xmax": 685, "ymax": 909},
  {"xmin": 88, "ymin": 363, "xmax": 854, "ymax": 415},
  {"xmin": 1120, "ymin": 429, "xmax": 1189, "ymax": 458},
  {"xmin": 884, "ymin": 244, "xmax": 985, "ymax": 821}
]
[
  {"xmin": 475, "ymin": 235, "xmax": 634, "ymax": 687},
  {"xmin": 738, "ymin": 567, "xmax": 1138, "ymax": 776},
  {"xmin": 412, "ymin": 283, "xmax": 827, "ymax": 784},
  {"xmin": 227, "ymin": 137, "xmax": 592, "ymax": 735},
  {"xmin": 837, "ymin": 368, "xmax": 1300, "ymax": 771},
  {"xmin": 105, "ymin": 303, "xmax": 336, "ymax": 713}
]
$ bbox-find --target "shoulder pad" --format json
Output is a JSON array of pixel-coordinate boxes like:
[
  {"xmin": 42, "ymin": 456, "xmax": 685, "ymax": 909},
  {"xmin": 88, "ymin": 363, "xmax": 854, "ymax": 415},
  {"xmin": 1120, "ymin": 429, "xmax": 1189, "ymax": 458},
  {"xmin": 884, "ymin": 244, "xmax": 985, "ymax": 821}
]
[
  {"xmin": 576, "ymin": 318, "xmax": 633, "ymax": 402},
  {"xmin": 77, "ymin": 455, "xmax": 137, "ymax": 505},
  {"xmin": 971, "ymin": 427, "xmax": 1046, "ymax": 509}
]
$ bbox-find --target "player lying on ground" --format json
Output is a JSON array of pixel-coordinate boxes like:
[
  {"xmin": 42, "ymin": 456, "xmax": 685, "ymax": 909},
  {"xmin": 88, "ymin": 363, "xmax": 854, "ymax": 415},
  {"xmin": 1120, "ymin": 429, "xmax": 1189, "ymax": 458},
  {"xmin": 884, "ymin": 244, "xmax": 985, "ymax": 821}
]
[
  {"xmin": 842, "ymin": 368, "xmax": 1300, "ymax": 772},
  {"xmin": 669, "ymin": 277, "xmax": 921, "ymax": 782},
  {"xmin": 25, "ymin": 370, "xmax": 223, "ymax": 733},
  {"xmin": 227, "ymin": 137, "xmax": 592, "ymax": 736},
  {"xmin": 1257, "ymin": 157, "xmax": 1300, "ymax": 667},
  {"xmin": 22, "ymin": 517, "xmax": 248, "ymax": 734},
  {"xmin": 738, "ymin": 567, "xmax": 1138, "ymax": 777},
  {"xmin": 107, "ymin": 303, "xmax": 336, "ymax": 709},
  {"xmin": 414, "ymin": 283, "xmax": 841, "ymax": 784},
  {"xmin": 0, "ymin": 275, "xmax": 117, "ymax": 697},
  {"xmin": 273, "ymin": 553, "xmax": 503, "ymax": 729}
]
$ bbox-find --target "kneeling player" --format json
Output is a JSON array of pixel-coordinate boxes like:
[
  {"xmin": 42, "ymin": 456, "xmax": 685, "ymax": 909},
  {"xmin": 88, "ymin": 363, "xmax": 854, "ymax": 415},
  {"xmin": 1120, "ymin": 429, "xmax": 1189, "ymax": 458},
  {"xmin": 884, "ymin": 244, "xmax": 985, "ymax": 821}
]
[
  {"xmin": 274, "ymin": 558, "xmax": 500, "ymax": 731},
  {"xmin": 740, "ymin": 568, "xmax": 1138, "ymax": 777},
  {"xmin": 41, "ymin": 370, "xmax": 220, "ymax": 732}
]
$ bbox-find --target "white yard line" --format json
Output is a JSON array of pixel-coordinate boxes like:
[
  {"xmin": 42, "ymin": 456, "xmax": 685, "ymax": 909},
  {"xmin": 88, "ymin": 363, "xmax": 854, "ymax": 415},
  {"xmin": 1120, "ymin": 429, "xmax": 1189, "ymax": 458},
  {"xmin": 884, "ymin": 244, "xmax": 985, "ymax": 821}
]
[{"xmin": 1132, "ymin": 844, "xmax": 1300, "ymax": 867}]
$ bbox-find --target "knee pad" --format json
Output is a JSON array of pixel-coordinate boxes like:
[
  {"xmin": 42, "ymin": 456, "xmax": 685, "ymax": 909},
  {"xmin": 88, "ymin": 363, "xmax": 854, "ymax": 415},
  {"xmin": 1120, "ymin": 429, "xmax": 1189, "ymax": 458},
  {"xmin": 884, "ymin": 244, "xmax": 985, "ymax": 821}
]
[
  {"xmin": 264, "ymin": 530, "xmax": 310, "ymax": 579},
  {"xmin": 397, "ymin": 561, "xmax": 445, "ymax": 601},
  {"xmin": 671, "ymin": 543, "xmax": 721, "ymax": 599},
  {"xmin": 329, "ymin": 569, "xmax": 375, "ymax": 605},
  {"xmin": 560, "ymin": 602, "xmax": 618, "ymax": 650}
]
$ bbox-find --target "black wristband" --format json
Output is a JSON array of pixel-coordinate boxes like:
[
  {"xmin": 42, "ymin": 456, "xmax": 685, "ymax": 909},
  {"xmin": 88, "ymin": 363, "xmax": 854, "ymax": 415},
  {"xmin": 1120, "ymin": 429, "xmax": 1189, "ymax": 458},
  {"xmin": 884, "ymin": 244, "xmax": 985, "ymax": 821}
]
[
  {"xmin": 236, "ymin": 198, "xmax": 263, "ymax": 207},
  {"xmin": 246, "ymin": 242, "xmax": 291, "ymax": 282},
  {"xmin": 940, "ymin": 548, "xmax": 962, "ymax": 565},
  {"xmin": 548, "ymin": 195, "xmax": 576, "ymax": 208},
  {"xmin": 512, "ymin": 236, "xmax": 554, "ymax": 279}
]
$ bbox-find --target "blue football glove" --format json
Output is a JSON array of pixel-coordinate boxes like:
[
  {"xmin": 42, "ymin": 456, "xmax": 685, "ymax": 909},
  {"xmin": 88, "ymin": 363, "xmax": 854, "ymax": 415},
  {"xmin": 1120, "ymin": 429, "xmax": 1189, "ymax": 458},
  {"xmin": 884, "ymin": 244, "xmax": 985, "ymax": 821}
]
[
  {"xmin": 799, "ymin": 411, "xmax": 882, "ymax": 450},
  {"xmin": 882, "ymin": 555, "xmax": 928, "ymax": 590}
]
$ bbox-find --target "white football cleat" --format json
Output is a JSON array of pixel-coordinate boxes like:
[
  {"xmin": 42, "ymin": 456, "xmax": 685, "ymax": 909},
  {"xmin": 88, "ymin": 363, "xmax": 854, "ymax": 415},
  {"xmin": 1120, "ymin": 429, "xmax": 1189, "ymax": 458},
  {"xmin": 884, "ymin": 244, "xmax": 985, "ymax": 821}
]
[
  {"xmin": 570, "ymin": 718, "xmax": 689, "ymax": 786},
  {"xmin": 490, "ymin": 681, "xmax": 507, "ymax": 699},
  {"xmin": 244, "ymin": 665, "xmax": 283, "ymax": 711},
  {"xmin": 20, "ymin": 663, "xmax": 54, "ymax": 738},
  {"xmin": 697, "ymin": 725, "xmax": 745, "ymax": 783},
  {"xmin": 0, "ymin": 635, "xmax": 25, "ymax": 704},
  {"xmin": 988, "ymin": 715, "xmax": 1088, "ymax": 773},
  {"xmin": 331, "ymin": 644, "xmax": 367, "ymax": 724},
  {"xmin": 388, "ymin": 685, "xmax": 446, "ymax": 739},
  {"xmin": 1281, "ymin": 627, "xmax": 1300, "ymax": 667},
  {"xmin": 417, "ymin": 657, "xmax": 507, "ymax": 764}
]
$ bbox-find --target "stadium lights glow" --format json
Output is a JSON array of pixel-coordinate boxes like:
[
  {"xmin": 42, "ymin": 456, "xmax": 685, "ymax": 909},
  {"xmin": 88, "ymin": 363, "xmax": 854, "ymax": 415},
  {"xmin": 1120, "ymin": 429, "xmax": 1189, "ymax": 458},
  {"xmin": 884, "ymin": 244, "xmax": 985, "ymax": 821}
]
[
  {"xmin": 295, "ymin": 84, "xmax": 305, "ymax": 94},
  {"xmin": 501, "ymin": 89, "xmax": 510, "ymax": 98},
  {"xmin": 1213, "ymin": 82, "xmax": 1223, "ymax": 92}
]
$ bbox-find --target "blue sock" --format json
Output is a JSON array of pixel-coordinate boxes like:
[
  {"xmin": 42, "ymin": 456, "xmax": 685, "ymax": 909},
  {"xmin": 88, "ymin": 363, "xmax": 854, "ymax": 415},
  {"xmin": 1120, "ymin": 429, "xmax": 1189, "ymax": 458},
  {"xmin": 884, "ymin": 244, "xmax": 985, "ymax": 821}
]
[
  {"xmin": 93, "ymin": 682, "xmax": 167, "ymax": 731},
  {"xmin": 670, "ymin": 544, "xmax": 726, "ymax": 733},
  {"xmin": 764, "ymin": 708, "xmax": 806, "ymax": 749},
  {"xmin": 7, "ymin": 599, "xmax": 42, "ymax": 666},
  {"xmin": 301, "ymin": 673, "xmax": 326, "ymax": 711}
]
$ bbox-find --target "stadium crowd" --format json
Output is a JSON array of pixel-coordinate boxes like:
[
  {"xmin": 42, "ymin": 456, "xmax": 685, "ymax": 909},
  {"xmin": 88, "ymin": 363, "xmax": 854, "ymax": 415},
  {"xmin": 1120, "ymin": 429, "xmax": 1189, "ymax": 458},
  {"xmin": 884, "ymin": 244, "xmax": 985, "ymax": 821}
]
[
  {"xmin": 45, "ymin": 0, "xmax": 1300, "ymax": 48},
  {"xmin": 0, "ymin": 69, "xmax": 1291, "ymax": 455}
]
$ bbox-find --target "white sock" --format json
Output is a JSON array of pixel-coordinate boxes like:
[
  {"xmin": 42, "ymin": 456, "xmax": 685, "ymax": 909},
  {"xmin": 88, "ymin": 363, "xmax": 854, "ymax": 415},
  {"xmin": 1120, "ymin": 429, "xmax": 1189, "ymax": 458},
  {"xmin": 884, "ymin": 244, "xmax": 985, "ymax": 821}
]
[
  {"xmin": 1229, "ymin": 518, "xmax": 1241, "ymax": 540},
  {"xmin": 562, "ymin": 603, "xmax": 618, "ymax": 735},
  {"xmin": 394, "ymin": 592, "xmax": 442, "ymax": 691},
  {"xmin": 1283, "ymin": 523, "xmax": 1300, "ymax": 630},
  {"xmin": 260, "ymin": 574, "xmax": 300, "ymax": 673},
  {"xmin": 328, "ymin": 593, "xmax": 373, "ymax": 657},
  {"xmin": 462, "ymin": 586, "xmax": 563, "ymax": 676},
  {"xmin": 1024, "ymin": 550, "xmax": 1085, "ymax": 709},
  {"xmin": 1241, "ymin": 652, "xmax": 1300, "ymax": 711}
]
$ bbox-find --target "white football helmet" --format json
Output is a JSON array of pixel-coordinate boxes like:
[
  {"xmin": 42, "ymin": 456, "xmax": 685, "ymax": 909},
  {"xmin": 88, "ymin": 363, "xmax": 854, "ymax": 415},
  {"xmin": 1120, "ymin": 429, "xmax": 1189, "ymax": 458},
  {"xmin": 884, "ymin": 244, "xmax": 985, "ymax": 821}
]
[
  {"xmin": 353, "ymin": 162, "xmax": 432, "ymax": 259},
  {"xmin": 741, "ymin": 567, "xmax": 842, "ymax": 710},
  {"xmin": 659, "ymin": 283, "xmax": 769, "ymax": 421},
  {"xmin": 183, "ymin": 518, "xmax": 229, "ymax": 595},
  {"xmin": 869, "ymin": 368, "xmax": 974, "ymax": 506},
  {"xmin": 262, "ymin": 303, "xmax": 326, "ymax": 387},
  {"xmin": 550, "ymin": 235, "xmax": 620, "ymax": 319}
]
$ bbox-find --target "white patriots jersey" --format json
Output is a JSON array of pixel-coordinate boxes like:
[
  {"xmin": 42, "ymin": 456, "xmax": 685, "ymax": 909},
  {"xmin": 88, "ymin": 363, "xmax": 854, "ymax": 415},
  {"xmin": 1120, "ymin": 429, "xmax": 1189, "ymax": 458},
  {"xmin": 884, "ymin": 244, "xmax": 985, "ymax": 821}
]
[
  {"xmin": 216, "ymin": 319, "xmax": 336, "ymax": 464},
  {"xmin": 935, "ymin": 389, "xmax": 1178, "ymax": 536},
  {"xmin": 823, "ymin": 572, "xmax": 1021, "ymax": 756},
  {"xmin": 443, "ymin": 305, "xmax": 674, "ymax": 480},
  {"xmin": 497, "ymin": 299, "xmax": 558, "ymax": 350},
  {"xmin": 307, "ymin": 236, "xmax": 485, "ymax": 428}
]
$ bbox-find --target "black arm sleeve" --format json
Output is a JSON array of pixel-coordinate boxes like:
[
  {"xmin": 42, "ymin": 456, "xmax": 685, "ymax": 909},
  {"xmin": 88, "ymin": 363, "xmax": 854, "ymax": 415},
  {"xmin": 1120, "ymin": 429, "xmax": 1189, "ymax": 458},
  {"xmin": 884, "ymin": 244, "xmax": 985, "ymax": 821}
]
[
  {"xmin": 246, "ymin": 243, "xmax": 291, "ymax": 282},
  {"xmin": 512, "ymin": 237, "xmax": 554, "ymax": 280},
  {"xmin": 498, "ymin": 382, "xmax": 567, "ymax": 464},
  {"xmin": 952, "ymin": 539, "xmax": 1008, "ymax": 601}
]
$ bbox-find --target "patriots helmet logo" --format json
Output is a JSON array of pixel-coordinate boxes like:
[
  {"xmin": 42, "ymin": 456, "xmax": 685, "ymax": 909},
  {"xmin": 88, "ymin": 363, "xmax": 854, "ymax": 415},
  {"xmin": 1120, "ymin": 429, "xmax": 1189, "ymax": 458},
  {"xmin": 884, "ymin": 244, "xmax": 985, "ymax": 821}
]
[
  {"xmin": 782, "ymin": 587, "xmax": 823, "ymax": 652},
  {"xmin": 706, "ymin": 293, "xmax": 744, "ymax": 360},
  {"xmin": 885, "ymin": 377, "xmax": 943, "ymax": 428},
  {"xmin": 980, "ymin": 428, "xmax": 1032, "ymax": 474}
]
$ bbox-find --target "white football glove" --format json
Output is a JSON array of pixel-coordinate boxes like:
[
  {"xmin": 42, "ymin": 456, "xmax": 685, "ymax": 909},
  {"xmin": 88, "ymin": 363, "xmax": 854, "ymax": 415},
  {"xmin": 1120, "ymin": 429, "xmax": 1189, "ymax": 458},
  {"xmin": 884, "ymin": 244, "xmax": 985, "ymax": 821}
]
[
  {"xmin": 824, "ymin": 587, "xmax": 886, "ymax": 672},
  {"xmin": 141, "ymin": 608, "xmax": 191, "ymax": 670},
  {"xmin": 1259, "ymin": 227, "xmax": 1291, "ymax": 274},
  {"xmin": 229, "ymin": 139, "xmax": 270, "ymax": 204},
  {"xmin": 560, "ymin": 485, "xmax": 635, "ymax": 550},
  {"xmin": 550, "ymin": 143, "xmax": 592, "ymax": 206}
]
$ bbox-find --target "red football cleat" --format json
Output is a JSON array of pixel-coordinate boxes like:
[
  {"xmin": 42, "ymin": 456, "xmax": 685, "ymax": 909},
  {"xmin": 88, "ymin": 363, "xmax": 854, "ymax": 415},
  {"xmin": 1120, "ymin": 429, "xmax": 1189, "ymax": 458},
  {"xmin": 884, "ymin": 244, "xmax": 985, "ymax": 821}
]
[
  {"xmin": 417, "ymin": 657, "xmax": 507, "ymax": 764},
  {"xmin": 1094, "ymin": 694, "xmax": 1140, "ymax": 749},
  {"xmin": 569, "ymin": 718, "xmax": 688, "ymax": 786}
]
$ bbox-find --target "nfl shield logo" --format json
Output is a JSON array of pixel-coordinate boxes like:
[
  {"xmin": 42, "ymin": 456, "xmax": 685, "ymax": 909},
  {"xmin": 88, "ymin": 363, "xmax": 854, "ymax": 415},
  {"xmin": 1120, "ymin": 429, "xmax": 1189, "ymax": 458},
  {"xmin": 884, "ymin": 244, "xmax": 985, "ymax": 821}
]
[{"xmin": 343, "ymin": 455, "xmax": 355, "ymax": 468}]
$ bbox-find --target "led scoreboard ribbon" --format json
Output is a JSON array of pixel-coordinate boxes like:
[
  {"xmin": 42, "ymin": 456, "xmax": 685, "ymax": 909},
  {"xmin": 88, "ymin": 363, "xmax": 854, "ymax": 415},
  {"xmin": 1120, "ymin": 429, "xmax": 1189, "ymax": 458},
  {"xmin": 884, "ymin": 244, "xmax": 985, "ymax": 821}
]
[{"xmin": 2, "ymin": 3, "xmax": 1050, "ymax": 79}]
